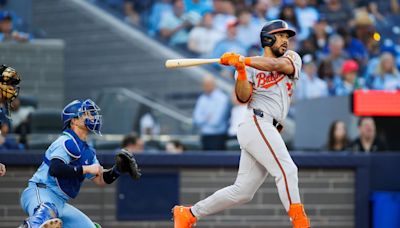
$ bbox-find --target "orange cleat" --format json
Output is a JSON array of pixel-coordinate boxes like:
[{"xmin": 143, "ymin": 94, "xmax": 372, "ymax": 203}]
[
  {"xmin": 172, "ymin": 205, "xmax": 197, "ymax": 228},
  {"xmin": 288, "ymin": 204, "xmax": 310, "ymax": 228}
]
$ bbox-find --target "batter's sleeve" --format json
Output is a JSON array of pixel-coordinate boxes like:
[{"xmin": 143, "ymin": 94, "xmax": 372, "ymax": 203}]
[{"xmin": 283, "ymin": 50, "xmax": 302, "ymax": 80}]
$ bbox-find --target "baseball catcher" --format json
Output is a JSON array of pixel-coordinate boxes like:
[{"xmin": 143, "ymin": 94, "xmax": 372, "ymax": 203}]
[{"xmin": 19, "ymin": 99, "xmax": 141, "ymax": 228}]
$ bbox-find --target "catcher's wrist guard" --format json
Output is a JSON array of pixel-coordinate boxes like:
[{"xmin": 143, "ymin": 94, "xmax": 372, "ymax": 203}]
[
  {"xmin": 115, "ymin": 149, "xmax": 141, "ymax": 180},
  {"xmin": 103, "ymin": 165, "xmax": 120, "ymax": 184}
]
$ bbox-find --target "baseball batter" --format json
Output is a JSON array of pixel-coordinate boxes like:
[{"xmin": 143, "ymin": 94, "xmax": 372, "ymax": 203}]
[{"xmin": 173, "ymin": 20, "xmax": 310, "ymax": 228}]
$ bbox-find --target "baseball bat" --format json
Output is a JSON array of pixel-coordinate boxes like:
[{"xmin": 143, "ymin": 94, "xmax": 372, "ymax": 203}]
[{"xmin": 165, "ymin": 58, "xmax": 220, "ymax": 68}]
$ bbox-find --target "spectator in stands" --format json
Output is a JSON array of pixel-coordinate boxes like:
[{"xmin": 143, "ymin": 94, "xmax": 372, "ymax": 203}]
[
  {"xmin": 187, "ymin": 12, "xmax": 224, "ymax": 57},
  {"xmin": 319, "ymin": 0, "xmax": 352, "ymax": 30},
  {"xmin": 309, "ymin": 15, "xmax": 331, "ymax": 52},
  {"xmin": 0, "ymin": 162, "xmax": 5, "ymax": 176},
  {"xmin": 210, "ymin": 20, "xmax": 246, "ymax": 61},
  {"xmin": 148, "ymin": 0, "xmax": 173, "ymax": 36},
  {"xmin": 10, "ymin": 98, "xmax": 34, "ymax": 133},
  {"xmin": 165, "ymin": 139, "xmax": 185, "ymax": 154},
  {"xmin": 124, "ymin": 0, "xmax": 141, "ymax": 25},
  {"xmin": 353, "ymin": 10, "xmax": 376, "ymax": 55},
  {"xmin": 334, "ymin": 59, "xmax": 364, "ymax": 96},
  {"xmin": 120, "ymin": 133, "xmax": 144, "ymax": 154},
  {"xmin": 326, "ymin": 120, "xmax": 349, "ymax": 151},
  {"xmin": 0, "ymin": 11, "xmax": 30, "ymax": 42},
  {"xmin": 193, "ymin": 74, "xmax": 230, "ymax": 150},
  {"xmin": 210, "ymin": 19, "xmax": 246, "ymax": 79},
  {"xmin": 251, "ymin": 0, "xmax": 269, "ymax": 25},
  {"xmin": 295, "ymin": 54, "xmax": 328, "ymax": 100},
  {"xmin": 134, "ymin": 105, "xmax": 160, "ymax": 136},
  {"xmin": 0, "ymin": 118, "xmax": 24, "ymax": 150},
  {"xmin": 212, "ymin": 0, "xmax": 237, "ymax": 34},
  {"xmin": 266, "ymin": 0, "xmax": 282, "ymax": 20},
  {"xmin": 350, "ymin": 117, "xmax": 387, "ymax": 153},
  {"xmin": 369, "ymin": 52, "xmax": 400, "ymax": 90},
  {"xmin": 317, "ymin": 59, "xmax": 337, "ymax": 96},
  {"xmin": 294, "ymin": 0, "xmax": 319, "ymax": 40},
  {"xmin": 159, "ymin": 0, "xmax": 193, "ymax": 48},
  {"xmin": 337, "ymin": 27, "xmax": 368, "ymax": 68},
  {"xmin": 184, "ymin": 0, "xmax": 212, "ymax": 15},
  {"xmin": 10, "ymin": 98, "xmax": 34, "ymax": 148},
  {"xmin": 323, "ymin": 34, "xmax": 349, "ymax": 76},
  {"xmin": 236, "ymin": 9, "xmax": 260, "ymax": 49},
  {"xmin": 278, "ymin": 5, "xmax": 301, "ymax": 38},
  {"xmin": 228, "ymin": 91, "xmax": 247, "ymax": 139}
]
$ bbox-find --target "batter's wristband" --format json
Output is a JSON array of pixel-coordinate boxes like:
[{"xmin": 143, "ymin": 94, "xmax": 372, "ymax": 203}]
[
  {"xmin": 237, "ymin": 69, "xmax": 247, "ymax": 81},
  {"xmin": 244, "ymin": 57, "xmax": 251, "ymax": 65}
]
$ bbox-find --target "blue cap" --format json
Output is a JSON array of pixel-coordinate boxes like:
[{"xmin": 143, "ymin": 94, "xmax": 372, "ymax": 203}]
[{"xmin": 0, "ymin": 11, "xmax": 12, "ymax": 21}]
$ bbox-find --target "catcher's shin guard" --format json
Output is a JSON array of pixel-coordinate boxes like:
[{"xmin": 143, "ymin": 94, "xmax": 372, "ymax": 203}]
[
  {"xmin": 20, "ymin": 202, "xmax": 62, "ymax": 228},
  {"xmin": 288, "ymin": 204, "xmax": 310, "ymax": 228}
]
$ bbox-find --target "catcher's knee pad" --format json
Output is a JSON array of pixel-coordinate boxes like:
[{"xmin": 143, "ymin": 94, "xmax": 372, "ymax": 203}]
[{"xmin": 21, "ymin": 202, "xmax": 62, "ymax": 228}]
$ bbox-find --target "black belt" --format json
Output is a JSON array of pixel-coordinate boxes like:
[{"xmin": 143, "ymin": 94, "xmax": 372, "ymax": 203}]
[
  {"xmin": 253, "ymin": 109, "xmax": 283, "ymax": 132},
  {"xmin": 36, "ymin": 183, "xmax": 47, "ymax": 189}
]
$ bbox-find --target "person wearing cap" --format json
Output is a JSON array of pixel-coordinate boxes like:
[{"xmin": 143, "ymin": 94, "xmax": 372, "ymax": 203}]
[
  {"xmin": 0, "ymin": 11, "xmax": 30, "ymax": 42},
  {"xmin": 334, "ymin": 59, "xmax": 364, "ymax": 96},
  {"xmin": 295, "ymin": 54, "xmax": 328, "ymax": 100}
]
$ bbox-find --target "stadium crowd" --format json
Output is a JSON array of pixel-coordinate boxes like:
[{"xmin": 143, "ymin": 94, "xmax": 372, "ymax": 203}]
[{"xmin": 114, "ymin": 0, "xmax": 400, "ymax": 98}]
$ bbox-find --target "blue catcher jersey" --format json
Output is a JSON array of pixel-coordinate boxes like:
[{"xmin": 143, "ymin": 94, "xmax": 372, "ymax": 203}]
[{"xmin": 29, "ymin": 129, "xmax": 99, "ymax": 201}]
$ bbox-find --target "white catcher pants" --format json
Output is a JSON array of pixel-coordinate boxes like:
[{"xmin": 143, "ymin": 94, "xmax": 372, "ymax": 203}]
[{"xmin": 191, "ymin": 114, "xmax": 301, "ymax": 219}]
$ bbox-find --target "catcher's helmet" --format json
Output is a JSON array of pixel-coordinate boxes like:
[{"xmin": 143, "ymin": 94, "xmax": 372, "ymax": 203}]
[
  {"xmin": 260, "ymin": 20, "xmax": 296, "ymax": 47},
  {"xmin": 62, "ymin": 99, "xmax": 102, "ymax": 134}
]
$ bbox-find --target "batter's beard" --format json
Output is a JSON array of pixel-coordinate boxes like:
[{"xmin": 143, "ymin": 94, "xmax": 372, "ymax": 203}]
[{"xmin": 271, "ymin": 46, "xmax": 285, "ymax": 57}]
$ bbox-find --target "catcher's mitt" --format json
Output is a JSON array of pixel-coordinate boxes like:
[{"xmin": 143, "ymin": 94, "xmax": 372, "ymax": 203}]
[{"xmin": 115, "ymin": 149, "xmax": 141, "ymax": 180}]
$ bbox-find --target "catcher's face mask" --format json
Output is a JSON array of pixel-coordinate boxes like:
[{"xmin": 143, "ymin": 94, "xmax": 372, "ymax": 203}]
[
  {"xmin": 79, "ymin": 99, "xmax": 102, "ymax": 135},
  {"xmin": 62, "ymin": 99, "xmax": 102, "ymax": 135},
  {"xmin": 0, "ymin": 65, "xmax": 21, "ymax": 118}
]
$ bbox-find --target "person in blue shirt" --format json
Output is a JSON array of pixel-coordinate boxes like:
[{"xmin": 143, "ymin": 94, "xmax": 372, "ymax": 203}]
[
  {"xmin": 19, "ymin": 99, "xmax": 124, "ymax": 228},
  {"xmin": 0, "ymin": 11, "xmax": 31, "ymax": 42},
  {"xmin": 193, "ymin": 75, "xmax": 230, "ymax": 150}
]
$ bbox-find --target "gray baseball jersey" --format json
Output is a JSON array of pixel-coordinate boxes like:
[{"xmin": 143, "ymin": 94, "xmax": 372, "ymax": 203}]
[{"xmin": 243, "ymin": 50, "xmax": 302, "ymax": 122}]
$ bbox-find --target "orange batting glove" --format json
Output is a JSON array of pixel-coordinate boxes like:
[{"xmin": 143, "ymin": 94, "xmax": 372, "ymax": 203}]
[
  {"xmin": 234, "ymin": 62, "xmax": 247, "ymax": 81},
  {"xmin": 220, "ymin": 53, "xmax": 252, "ymax": 66},
  {"xmin": 220, "ymin": 52, "xmax": 240, "ymax": 66}
]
